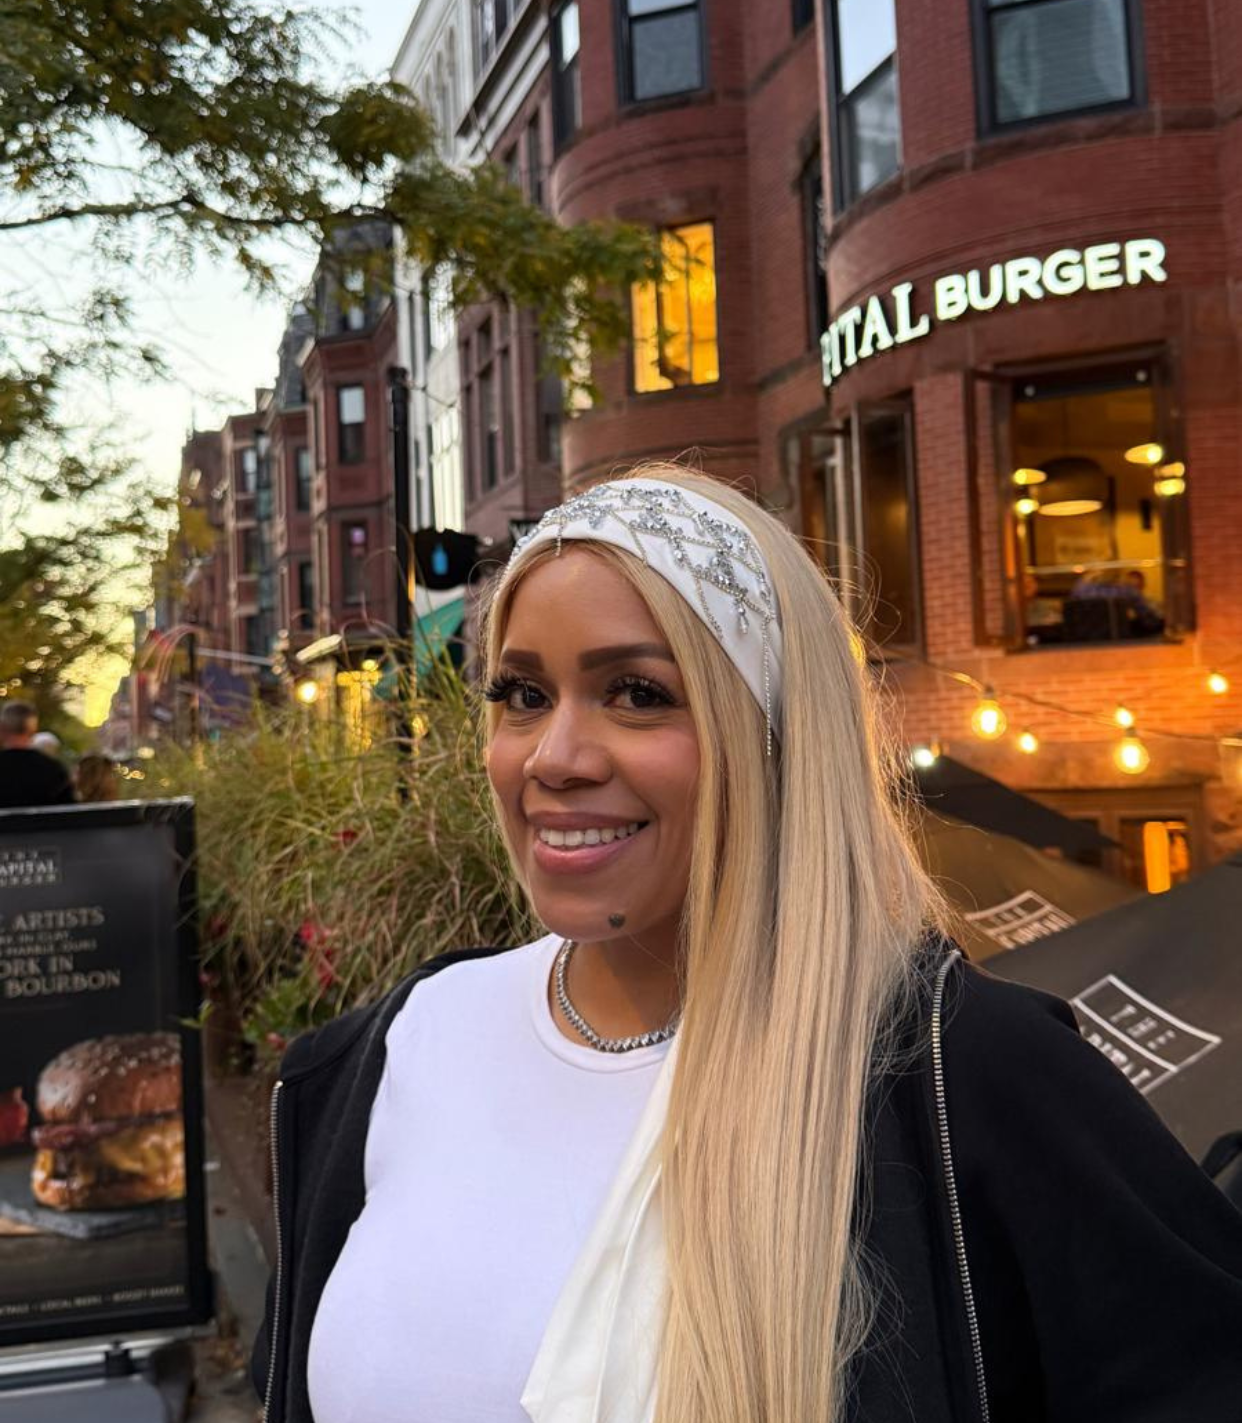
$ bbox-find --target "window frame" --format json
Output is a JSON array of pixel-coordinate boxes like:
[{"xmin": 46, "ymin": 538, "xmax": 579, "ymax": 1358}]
[
  {"xmin": 825, "ymin": 0, "xmax": 901, "ymax": 212},
  {"xmin": 970, "ymin": 0, "xmax": 1147, "ymax": 137},
  {"xmin": 551, "ymin": 1, "xmax": 582, "ymax": 152},
  {"xmin": 294, "ymin": 446, "xmax": 312, "ymax": 513},
  {"xmin": 616, "ymin": 0, "xmax": 707, "ymax": 109},
  {"xmin": 337, "ymin": 385, "xmax": 366, "ymax": 466},
  {"xmin": 341, "ymin": 521, "xmax": 369, "ymax": 605},
  {"xmin": 630, "ymin": 219, "xmax": 721, "ymax": 396},
  {"xmin": 800, "ymin": 150, "xmax": 829, "ymax": 350},
  {"xmin": 992, "ymin": 348, "xmax": 1192, "ymax": 648},
  {"xmin": 792, "ymin": 0, "xmax": 815, "ymax": 34}
]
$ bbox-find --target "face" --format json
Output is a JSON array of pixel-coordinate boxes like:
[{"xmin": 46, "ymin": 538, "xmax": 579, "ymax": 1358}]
[{"xmin": 486, "ymin": 548, "xmax": 701, "ymax": 955}]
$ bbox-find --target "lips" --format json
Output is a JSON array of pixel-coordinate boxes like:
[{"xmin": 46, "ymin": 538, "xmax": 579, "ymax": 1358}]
[{"xmin": 530, "ymin": 821, "xmax": 649, "ymax": 875}]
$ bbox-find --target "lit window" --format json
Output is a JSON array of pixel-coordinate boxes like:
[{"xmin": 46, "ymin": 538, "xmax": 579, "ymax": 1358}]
[
  {"xmin": 631, "ymin": 222, "xmax": 719, "ymax": 393},
  {"xmin": 342, "ymin": 522, "xmax": 368, "ymax": 604},
  {"xmin": 621, "ymin": 0, "xmax": 703, "ymax": 104},
  {"xmin": 830, "ymin": 0, "xmax": 900, "ymax": 206},
  {"xmin": 980, "ymin": 0, "xmax": 1140, "ymax": 130},
  {"xmin": 1010, "ymin": 358, "xmax": 1190, "ymax": 648}
]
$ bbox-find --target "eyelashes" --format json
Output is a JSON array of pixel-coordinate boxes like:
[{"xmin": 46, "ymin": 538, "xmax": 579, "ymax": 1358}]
[{"xmin": 482, "ymin": 672, "xmax": 678, "ymax": 712}]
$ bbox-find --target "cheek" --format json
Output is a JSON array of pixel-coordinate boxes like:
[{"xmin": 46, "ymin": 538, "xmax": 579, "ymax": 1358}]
[{"xmin": 486, "ymin": 735, "xmax": 525, "ymax": 823}]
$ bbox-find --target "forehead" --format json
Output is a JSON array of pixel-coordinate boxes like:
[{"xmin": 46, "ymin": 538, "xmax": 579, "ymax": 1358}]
[{"xmin": 501, "ymin": 547, "xmax": 667, "ymax": 648}]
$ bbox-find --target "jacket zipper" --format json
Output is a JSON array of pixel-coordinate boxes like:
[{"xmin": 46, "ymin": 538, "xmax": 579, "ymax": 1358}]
[
  {"xmin": 262, "ymin": 1078, "xmax": 285, "ymax": 1423},
  {"xmin": 930, "ymin": 953, "xmax": 991, "ymax": 1423}
]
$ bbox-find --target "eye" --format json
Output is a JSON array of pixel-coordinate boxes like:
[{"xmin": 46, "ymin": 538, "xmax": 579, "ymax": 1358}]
[
  {"xmin": 482, "ymin": 675, "xmax": 548, "ymax": 712},
  {"xmin": 606, "ymin": 675, "xmax": 677, "ymax": 710}
]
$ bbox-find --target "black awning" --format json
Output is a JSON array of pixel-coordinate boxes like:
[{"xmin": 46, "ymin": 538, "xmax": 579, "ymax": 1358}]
[
  {"xmin": 911, "ymin": 755, "xmax": 1114, "ymax": 854},
  {"xmin": 919, "ymin": 813, "xmax": 1139, "ymax": 962},
  {"xmin": 987, "ymin": 853, "xmax": 1242, "ymax": 1162}
]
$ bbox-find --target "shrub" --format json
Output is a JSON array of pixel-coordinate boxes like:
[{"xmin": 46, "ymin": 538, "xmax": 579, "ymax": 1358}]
[{"xmin": 147, "ymin": 667, "xmax": 536, "ymax": 1058}]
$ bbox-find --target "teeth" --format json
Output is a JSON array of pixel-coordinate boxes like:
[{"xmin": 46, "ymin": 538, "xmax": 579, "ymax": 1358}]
[{"xmin": 538, "ymin": 822, "xmax": 645, "ymax": 848}]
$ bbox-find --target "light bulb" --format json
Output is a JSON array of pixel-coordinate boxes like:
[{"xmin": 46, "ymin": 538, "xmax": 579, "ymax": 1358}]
[
  {"xmin": 910, "ymin": 744, "xmax": 939, "ymax": 769},
  {"xmin": 295, "ymin": 679, "xmax": 320, "ymax": 705},
  {"xmin": 1114, "ymin": 733, "xmax": 1150, "ymax": 775},
  {"xmin": 1017, "ymin": 730, "xmax": 1039, "ymax": 755},
  {"xmin": 971, "ymin": 692, "xmax": 1007, "ymax": 740},
  {"xmin": 1014, "ymin": 497, "xmax": 1039, "ymax": 518},
  {"xmin": 1208, "ymin": 671, "xmax": 1230, "ymax": 696},
  {"xmin": 1012, "ymin": 467, "xmax": 1047, "ymax": 486},
  {"xmin": 1113, "ymin": 704, "xmax": 1136, "ymax": 729}
]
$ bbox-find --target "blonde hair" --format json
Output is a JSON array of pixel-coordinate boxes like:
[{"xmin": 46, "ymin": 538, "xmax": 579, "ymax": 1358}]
[{"xmin": 481, "ymin": 464, "xmax": 949, "ymax": 1423}]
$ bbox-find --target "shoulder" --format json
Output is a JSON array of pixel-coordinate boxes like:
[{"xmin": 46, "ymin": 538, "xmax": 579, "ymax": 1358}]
[{"xmin": 278, "ymin": 943, "xmax": 517, "ymax": 1081}]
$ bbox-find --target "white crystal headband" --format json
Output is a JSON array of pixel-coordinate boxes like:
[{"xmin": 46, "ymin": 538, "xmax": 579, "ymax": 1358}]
[{"xmin": 510, "ymin": 478, "xmax": 783, "ymax": 752}]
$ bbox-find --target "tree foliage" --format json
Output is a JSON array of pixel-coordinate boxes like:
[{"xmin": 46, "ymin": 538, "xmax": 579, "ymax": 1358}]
[{"xmin": 0, "ymin": 0, "xmax": 659, "ymax": 685}]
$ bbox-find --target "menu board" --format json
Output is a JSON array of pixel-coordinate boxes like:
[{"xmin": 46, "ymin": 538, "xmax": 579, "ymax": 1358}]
[{"xmin": 0, "ymin": 800, "xmax": 211, "ymax": 1347}]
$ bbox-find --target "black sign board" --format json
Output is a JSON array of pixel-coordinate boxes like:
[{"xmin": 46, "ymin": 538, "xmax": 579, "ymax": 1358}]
[{"xmin": 0, "ymin": 800, "xmax": 211, "ymax": 1349}]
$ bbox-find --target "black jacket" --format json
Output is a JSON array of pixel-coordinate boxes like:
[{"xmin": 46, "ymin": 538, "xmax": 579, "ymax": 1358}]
[{"xmin": 251, "ymin": 947, "xmax": 1242, "ymax": 1422}]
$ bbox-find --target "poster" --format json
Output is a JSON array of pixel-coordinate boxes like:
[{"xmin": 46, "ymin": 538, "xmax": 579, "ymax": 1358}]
[{"xmin": 0, "ymin": 800, "xmax": 211, "ymax": 1348}]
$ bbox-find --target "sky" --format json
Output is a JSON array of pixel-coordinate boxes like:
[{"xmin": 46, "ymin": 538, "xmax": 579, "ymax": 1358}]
[{"xmin": 26, "ymin": 1, "xmax": 416, "ymax": 725}]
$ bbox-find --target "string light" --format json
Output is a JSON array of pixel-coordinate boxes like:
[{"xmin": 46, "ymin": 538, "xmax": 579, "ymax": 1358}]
[
  {"xmin": 910, "ymin": 743, "xmax": 940, "ymax": 769},
  {"xmin": 1017, "ymin": 729, "xmax": 1040, "ymax": 755},
  {"xmin": 1114, "ymin": 731, "xmax": 1151, "ymax": 775},
  {"xmin": 295, "ymin": 679, "xmax": 319, "ymax": 705},
  {"xmin": 971, "ymin": 689, "xmax": 1007, "ymax": 740},
  {"xmin": 1207, "ymin": 670, "xmax": 1230, "ymax": 696},
  {"xmin": 1113, "ymin": 704, "xmax": 1136, "ymax": 729}
]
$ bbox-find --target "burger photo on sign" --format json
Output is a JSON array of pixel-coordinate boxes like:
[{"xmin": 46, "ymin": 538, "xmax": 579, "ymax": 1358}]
[{"xmin": 30, "ymin": 1034, "xmax": 185, "ymax": 1212}]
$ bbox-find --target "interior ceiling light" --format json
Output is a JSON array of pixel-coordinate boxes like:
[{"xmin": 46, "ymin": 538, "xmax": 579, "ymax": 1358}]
[
  {"xmin": 1154, "ymin": 475, "xmax": 1186, "ymax": 498},
  {"xmin": 1124, "ymin": 442, "xmax": 1164, "ymax": 466},
  {"xmin": 1157, "ymin": 460, "xmax": 1185, "ymax": 478},
  {"xmin": 1014, "ymin": 497, "xmax": 1040, "ymax": 518},
  {"xmin": 1012, "ymin": 467, "xmax": 1047, "ymax": 486},
  {"xmin": 1037, "ymin": 456, "xmax": 1107, "ymax": 517}
]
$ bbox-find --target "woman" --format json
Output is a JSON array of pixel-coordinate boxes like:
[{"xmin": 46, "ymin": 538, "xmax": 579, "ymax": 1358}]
[
  {"xmin": 75, "ymin": 752, "xmax": 119, "ymax": 802},
  {"xmin": 253, "ymin": 467, "xmax": 1242, "ymax": 1423}
]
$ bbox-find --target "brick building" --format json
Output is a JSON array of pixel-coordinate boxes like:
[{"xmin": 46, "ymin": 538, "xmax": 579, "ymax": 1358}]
[{"xmin": 802, "ymin": 0, "xmax": 1242, "ymax": 884}]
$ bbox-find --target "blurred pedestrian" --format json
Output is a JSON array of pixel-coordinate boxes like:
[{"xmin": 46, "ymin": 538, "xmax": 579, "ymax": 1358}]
[
  {"xmin": 0, "ymin": 701, "xmax": 75, "ymax": 808},
  {"xmin": 75, "ymin": 753, "xmax": 119, "ymax": 803},
  {"xmin": 30, "ymin": 730, "xmax": 62, "ymax": 756}
]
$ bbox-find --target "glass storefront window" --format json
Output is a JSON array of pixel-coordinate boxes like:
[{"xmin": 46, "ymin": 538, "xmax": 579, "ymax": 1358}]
[
  {"xmin": 1006, "ymin": 357, "xmax": 1191, "ymax": 647},
  {"xmin": 789, "ymin": 399, "xmax": 922, "ymax": 650},
  {"xmin": 631, "ymin": 222, "xmax": 719, "ymax": 393}
]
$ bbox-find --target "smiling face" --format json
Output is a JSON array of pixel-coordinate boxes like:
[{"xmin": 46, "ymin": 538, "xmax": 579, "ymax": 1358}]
[{"xmin": 485, "ymin": 547, "xmax": 701, "ymax": 956}]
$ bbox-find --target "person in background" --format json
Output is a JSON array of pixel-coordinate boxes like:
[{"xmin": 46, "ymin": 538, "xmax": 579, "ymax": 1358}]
[
  {"xmin": 0, "ymin": 701, "xmax": 75, "ymax": 808},
  {"xmin": 75, "ymin": 753, "xmax": 119, "ymax": 803},
  {"xmin": 1068, "ymin": 568, "xmax": 1165, "ymax": 637},
  {"xmin": 30, "ymin": 730, "xmax": 62, "ymax": 757}
]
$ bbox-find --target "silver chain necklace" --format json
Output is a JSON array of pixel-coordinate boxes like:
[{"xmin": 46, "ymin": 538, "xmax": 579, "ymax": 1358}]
[{"xmin": 553, "ymin": 939, "xmax": 679, "ymax": 1053}]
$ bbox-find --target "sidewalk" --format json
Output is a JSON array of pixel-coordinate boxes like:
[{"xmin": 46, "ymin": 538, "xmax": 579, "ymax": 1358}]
[{"xmin": 189, "ymin": 1075, "xmax": 274, "ymax": 1422}]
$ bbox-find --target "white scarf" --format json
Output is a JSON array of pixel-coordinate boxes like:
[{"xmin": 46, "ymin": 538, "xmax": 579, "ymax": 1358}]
[{"xmin": 521, "ymin": 1037, "xmax": 679, "ymax": 1423}]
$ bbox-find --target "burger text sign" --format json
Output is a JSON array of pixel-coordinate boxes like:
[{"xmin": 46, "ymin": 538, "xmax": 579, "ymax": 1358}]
[{"xmin": 0, "ymin": 800, "xmax": 210, "ymax": 1348}]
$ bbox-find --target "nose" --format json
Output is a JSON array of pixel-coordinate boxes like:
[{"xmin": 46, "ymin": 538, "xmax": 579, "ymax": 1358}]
[{"xmin": 523, "ymin": 698, "xmax": 611, "ymax": 788}]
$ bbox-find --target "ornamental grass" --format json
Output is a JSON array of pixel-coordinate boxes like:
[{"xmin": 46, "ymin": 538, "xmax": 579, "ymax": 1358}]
[{"xmin": 146, "ymin": 666, "xmax": 536, "ymax": 1061}]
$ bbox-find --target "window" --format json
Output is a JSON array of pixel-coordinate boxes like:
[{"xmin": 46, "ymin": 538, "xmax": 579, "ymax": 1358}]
[
  {"xmin": 297, "ymin": 560, "xmax": 314, "ymax": 622},
  {"xmin": 829, "ymin": 0, "xmax": 900, "ymax": 207},
  {"xmin": 474, "ymin": 0, "xmax": 512, "ymax": 72},
  {"xmin": 241, "ymin": 527, "xmax": 261, "ymax": 575},
  {"xmin": 978, "ymin": 0, "xmax": 1141, "ymax": 131},
  {"xmin": 620, "ymin": 0, "xmax": 703, "ymax": 103},
  {"xmin": 794, "ymin": 399, "xmax": 921, "ymax": 648},
  {"xmin": 526, "ymin": 114, "xmax": 544, "ymax": 207},
  {"xmin": 295, "ymin": 447, "xmax": 312, "ymax": 512},
  {"xmin": 631, "ymin": 222, "xmax": 719, "ymax": 392},
  {"xmin": 244, "ymin": 615, "xmax": 265, "ymax": 658},
  {"xmin": 502, "ymin": 145, "xmax": 520, "ymax": 189},
  {"xmin": 337, "ymin": 386, "xmax": 365, "ymax": 464},
  {"xmin": 801, "ymin": 153, "xmax": 829, "ymax": 347},
  {"xmin": 793, "ymin": 0, "xmax": 815, "ymax": 33},
  {"xmin": 239, "ymin": 446, "xmax": 258, "ymax": 494},
  {"xmin": 1005, "ymin": 356, "xmax": 1190, "ymax": 647},
  {"xmin": 340, "ymin": 268, "xmax": 367, "ymax": 332},
  {"xmin": 342, "ymin": 522, "xmax": 368, "ymax": 604},
  {"xmin": 551, "ymin": 2, "xmax": 581, "ymax": 149},
  {"xmin": 1035, "ymin": 787, "xmax": 1203, "ymax": 893}
]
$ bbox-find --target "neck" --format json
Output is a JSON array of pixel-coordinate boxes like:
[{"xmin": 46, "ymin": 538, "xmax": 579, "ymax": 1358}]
[{"xmin": 550, "ymin": 929, "xmax": 682, "ymax": 1046}]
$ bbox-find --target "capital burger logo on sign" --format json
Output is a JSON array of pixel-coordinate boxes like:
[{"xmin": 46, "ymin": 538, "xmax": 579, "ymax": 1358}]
[{"xmin": 820, "ymin": 237, "xmax": 1168, "ymax": 389}]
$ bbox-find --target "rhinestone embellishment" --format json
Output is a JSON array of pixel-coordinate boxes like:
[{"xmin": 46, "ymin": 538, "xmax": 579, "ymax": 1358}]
[{"xmin": 514, "ymin": 481, "xmax": 781, "ymax": 752}]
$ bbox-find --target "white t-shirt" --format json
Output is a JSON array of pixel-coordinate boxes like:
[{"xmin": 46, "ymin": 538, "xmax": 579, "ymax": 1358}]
[{"xmin": 306, "ymin": 934, "xmax": 671, "ymax": 1423}]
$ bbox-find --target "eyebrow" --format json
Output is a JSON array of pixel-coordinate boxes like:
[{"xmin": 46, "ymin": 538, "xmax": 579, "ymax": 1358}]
[{"xmin": 499, "ymin": 642, "xmax": 676, "ymax": 672}]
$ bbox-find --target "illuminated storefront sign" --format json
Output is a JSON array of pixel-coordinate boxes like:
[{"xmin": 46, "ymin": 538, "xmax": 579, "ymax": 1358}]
[{"xmin": 820, "ymin": 238, "xmax": 1167, "ymax": 389}]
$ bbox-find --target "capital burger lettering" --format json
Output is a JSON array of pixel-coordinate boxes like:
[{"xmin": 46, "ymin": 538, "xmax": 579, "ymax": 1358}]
[{"xmin": 821, "ymin": 237, "xmax": 1168, "ymax": 388}]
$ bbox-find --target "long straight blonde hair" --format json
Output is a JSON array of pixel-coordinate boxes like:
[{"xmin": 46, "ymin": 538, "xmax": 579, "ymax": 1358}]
[{"xmin": 482, "ymin": 464, "xmax": 950, "ymax": 1423}]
